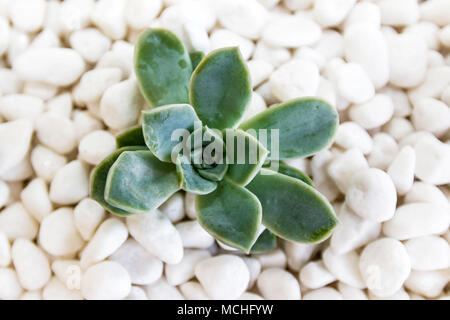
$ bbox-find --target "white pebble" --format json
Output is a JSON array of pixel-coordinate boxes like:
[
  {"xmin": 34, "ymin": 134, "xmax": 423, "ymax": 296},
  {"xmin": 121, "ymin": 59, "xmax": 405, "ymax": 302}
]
[
  {"xmin": 344, "ymin": 2, "xmax": 380, "ymax": 30},
  {"xmin": 51, "ymin": 259, "xmax": 81, "ymax": 288},
  {"xmin": 314, "ymin": 30, "xmax": 344, "ymax": 60},
  {"xmin": 12, "ymin": 239, "xmax": 51, "ymax": 290},
  {"xmin": 91, "ymin": 0, "xmax": 127, "ymax": 40},
  {"xmin": 144, "ymin": 278, "xmax": 184, "ymax": 300},
  {"xmin": 386, "ymin": 33, "xmax": 428, "ymax": 88},
  {"xmin": 412, "ymin": 97, "xmax": 450, "ymax": 137},
  {"xmin": 73, "ymin": 111, "xmax": 103, "ymax": 141},
  {"xmin": 359, "ymin": 238, "xmax": 411, "ymax": 297},
  {"xmin": 349, "ymin": 94, "xmax": 394, "ymax": 129},
  {"xmin": 0, "ymin": 180, "xmax": 9, "ymax": 209},
  {"xmin": 100, "ymin": 79, "xmax": 144, "ymax": 130},
  {"xmin": 242, "ymin": 92, "xmax": 267, "ymax": 122},
  {"xmin": 42, "ymin": 277, "xmax": 82, "ymax": 300},
  {"xmin": 0, "ymin": 69, "xmax": 23, "ymax": 95},
  {"xmin": 313, "ymin": 0, "xmax": 355, "ymax": 28},
  {"xmin": 166, "ymin": 249, "xmax": 211, "ymax": 286},
  {"xmin": 383, "ymin": 203, "xmax": 450, "ymax": 240},
  {"xmin": 387, "ymin": 146, "xmax": 416, "ymax": 195},
  {"xmin": 414, "ymin": 136, "xmax": 450, "ymax": 185},
  {"xmin": 0, "ymin": 94, "xmax": 43, "ymax": 122},
  {"xmin": 322, "ymin": 248, "xmax": 365, "ymax": 288},
  {"xmin": 50, "ymin": 161, "xmax": 89, "ymax": 205},
  {"xmin": 0, "ymin": 16, "xmax": 10, "ymax": 56},
  {"xmin": 110, "ymin": 239, "xmax": 163, "ymax": 285},
  {"xmin": 210, "ymin": 29, "xmax": 254, "ymax": 61},
  {"xmin": 420, "ymin": 0, "xmax": 450, "ymax": 26},
  {"xmin": 13, "ymin": 48, "xmax": 85, "ymax": 86},
  {"xmin": 0, "ymin": 119, "xmax": 33, "ymax": 176},
  {"xmin": 81, "ymin": 261, "xmax": 131, "ymax": 300},
  {"xmin": 127, "ymin": 210, "xmax": 183, "ymax": 264},
  {"xmin": 242, "ymin": 257, "xmax": 261, "ymax": 289},
  {"xmin": 248, "ymin": 60, "xmax": 274, "ymax": 88},
  {"xmin": 330, "ymin": 203, "xmax": 381, "ymax": 254},
  {"xmin": 382, "ymin": 117, "xmax": 414, "ymax": 141},
  {"xmin": 409, "ymin": 66, "xmax": 450, "ymax": 104},
  {"xmin": 159, "ymin": 192, "xmax": 185, "ymax": 223},
  {"xmin": 46, "ymin": 93, "xmax": 73, "ymax": 118},
  {"xmin": 299, "ymin": 261, "xmax": 336, "ymax": 289},
  {"xmin": 262, "ymin": 14, "xmax": 321, "ymax": 48},
  {"xmin": 176, "ymin": 220, "xmax": 215, "ymax": 249},
  {"xmin": 257, "ymin": 268, "xmax": 301, "ymax": 300},
  {"xmin": 253, "ymin": 40, "xmax": 291, "ymax": 67},
  {"xmin": 70, "ymin": 28, "xmax": 111, "ymax": 64},
  {"xmin": 179, "ymin": 281, "xmax": 210, "ymax": 300},
  {"xmin": 335, "ymin": 62, "xmax": 374, "ymax": 104},
  {"xmin": 182, "ymin": 22, "xmax": 210, "ymax": 54},
  {"xmin": 379, "ymin": 86, "xmax": 412, "ymax": 117},
  {"xmin": 126, "ymin": 0, "xmax": 162, "ymax": 30},
  {"xmin": 270, "ymin": 59, "xmax": 319, "ymax": 101},
  {"xmin": 74, "ymin": 198, "xmax": 105, "ymax": 241},
  {"xmin": 0, "ymin": 268, "xmax": 23, "ymax": 299},
  {"xmin": 303, "ymin": 287, "xmax": 343, "ymax": 300},
  {"xmin": 80, "ymin": 218, "xmax": 128, "ymax": 268},
  {"xmin": 0, "ymin": 232, "xmax": 10, "ymax": 267},
  {"xmin": 20, "ymin": 178, "xmax": 52, "ymax": 222},
  {"xmin": 404, "ymin": 182, "xmax": 449, "ymax": 209},
  {"xmin": 217, "ymin": 0, "xmax": 268, "ymax": 40},
  {"xmin": 327, "ymin": 148, "xmax": 369, "ymax": 193},
  {"xmin": 283, "ymin": 242, "xmax": 317, "ymax": 271},
  {"xmin": 20, "ymin": 290, "xmax": 42, "ymax": 300},
  {"xmin": 184, "ymin": 192, "xmax": 196, "ymax": 220},
  {"xmin": 335, "ymin": 122, "xmax": 373, "ymax": 155},
  {"xmin": 344, "ymin": 25, "xmax": 389, "ymax": 89},
  {"xmin": 0, "ymin": 203, "xmax": 38, "ymax": 240},
  {"xmin": 35, "ymin": 113, "xmax": 77, "ymax": 154},
  {"xmin": 78, "ymin": 130, "xmax": 116, "ymax": 165},
  {"xmin": 73, "ymin": 68, "xmax": 122, "ymax": 105},
  {"xmin": 257, "ymin": 248, "xmax": 287, "ymax": 269},
  {"xmin": 405, "ymin": 236, "xmax": 450, "ymax": 271},
  {"xmin": 440, "ymin": 25, "xmax": 450, "ymax": 47},
  {"xmin": 9, "ymin": 0, "xmax": 46, "ymax": 32},
  {"xmin": 126, "ymin": 286, "xmax": 148, "ymax": 300},
  {"xmin": 39, "ymin": 208, "xmax": 84, "ymax": 256},
  {"xmin": 378, "ymin": 0, "xmax": 419, "ymax": 26},
  {"xmin": 404, "ymin": 269, "xmax": 450, "ymax": 298},
  {"xmin": 30, "ymin": 145, "xmax": 67, "ymax": 182},
  {"xmin": 338, "ymin": 282, "xmax": 368, "ymax": 300},
  {"xmin": 195, "ymin": 255, "xmax": 249, "ymax": 300},
  {"xmin": 97, "ymin": 41, "xmax": 134, "ymax": 78}
]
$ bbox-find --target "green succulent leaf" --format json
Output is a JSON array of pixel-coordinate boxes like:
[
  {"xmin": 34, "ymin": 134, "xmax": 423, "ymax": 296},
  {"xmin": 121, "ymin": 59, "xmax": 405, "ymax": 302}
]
[
  {"xmin": 90, "ymin": 146, "xmax": 147, "ymax": 216},
  {"xmin": 196, "ymin": 178, "xmax": 262, "ymax": 252},
  {"xmin": 135, "ymin": 29, "xmax": 192, "ymax": 107},
  {"xmin": 250, "ymin": 229, "xmax": 277, "ymax": 254},
  {"xmin": 189, "ymin": 51, "xmax": 205, "ymax": 70},
  {"xmin": 263, "ymin": 160, "xmax": 314, "ymax": 187},
  {"xmin": 225, "ymin": 128, "xmax": 269, "ymax": 186},
  {"xmin": 239, "ymin": 98, "xmax": 339, "ymax": 159},
  {"xmin": 142, "ymin": 104, "xmax": 200, "ymax": 162},
  {"xmin": 104, "ymin": 150, "xmax": 179, "ymax": 214},
  {"xmin": 246, "ymin": 168, "xmax": 338, "ymax": 243},
  {"xmin": 190, "ymin": 47, "xmax": 251, "ymax": 130},
  {"xmin": 116, "ymin": 126, "xmax": 146, "ymax": 148},
  {"xmin": 197, "ymin": 162, "xmax": 228, "ymax": 182},
  {"xmin": 176, "ymin": 155, "xmax": 218, "ymax": 195}
]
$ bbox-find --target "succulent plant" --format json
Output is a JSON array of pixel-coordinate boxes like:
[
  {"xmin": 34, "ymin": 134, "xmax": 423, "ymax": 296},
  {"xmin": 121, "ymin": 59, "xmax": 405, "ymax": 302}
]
[{"xmin": 91, "ymin": 29, "xmax": 339, "ymax": 253}]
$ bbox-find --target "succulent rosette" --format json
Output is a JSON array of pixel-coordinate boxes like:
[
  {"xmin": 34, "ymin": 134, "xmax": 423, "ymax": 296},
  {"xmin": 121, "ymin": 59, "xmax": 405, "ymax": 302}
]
[{"xmin": 91, "ymin": 29, "xmax": 339, "ymax": 253}]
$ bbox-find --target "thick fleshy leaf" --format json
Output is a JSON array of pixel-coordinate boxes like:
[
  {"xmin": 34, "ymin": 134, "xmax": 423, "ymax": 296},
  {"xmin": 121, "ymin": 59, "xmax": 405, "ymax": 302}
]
[
  {"xmin": 190, "ymin": 51, "xmax": 205, "ymax": 70},
  {"xmin": 197, "ymin": 163, "xmax": 228, "ymax": 182},
  {"xmin": 250, "ymin": 229, "xmax": 277, "ymax": 254},
  {"xmin": 225, "ymin": 128, "xmax": 269, "ymax": 186},
  {"xmin": 246, "ymin": 168, "xmax": 338, "ymax": 243},
  {"xmin": 239, "ymin": 98, "xmax": 339, "ymax": 159},
  {"xmin": 116, "ymin": 126, "xmax": 146, "ymax": 148},
  {"xmin": 196, "ymin": 178, "xmax": 262, "ymax": 252},
  {"xmin": 90, "ymin": 146, "xmax": 147, "ymax": 216},
  {"xmin": 176, "ymin": 155, "xmax": 217, "ymax": 195},
  {"xmin": 263, "ymin": 160, "xmax": 314, "ymax": 187},
  {"xmin": 104, "ymin": 150, "xmax": 179, "ymax": 214},
  {"xmin": 189, "ymin": 47, "xmax": 251, "ymax": 130},
  {"xmin": 142, "ymin": 104, "xmax": 200, "ymax": 162},
  {"xmin": 135, "ymin": 29, "xmax": 192, "ymax": 107}
]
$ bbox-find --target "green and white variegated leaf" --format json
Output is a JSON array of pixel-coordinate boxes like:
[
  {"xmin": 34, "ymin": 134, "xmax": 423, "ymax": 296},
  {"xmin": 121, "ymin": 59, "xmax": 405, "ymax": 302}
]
[
  {"xmin": 263, "ymin": 160, "xmax": 314, "ymax": 187},
  {"xmin": 116, "ymin": 126, "xmax": 146, "ymax": 148},
  {"xmin": 224, "ymin": 128, "xmax": 269, "ymax": 186},
  {"xmin": 176, "ymin": 155, "xmax": 218, "ymax": 195},
  {"xmin": 135, "ymin": 29, "xmax": 192, "ymax": 107},
  {"xmin": 250, "ymin": 229, "xmax": 277, "ymax": 254},
  {"xmin": 104, "ymin": 150, "xmax": 179, "ymax": 214},
  {"xmin": 246, "ymin": 168, "xmax": 338, "ymax": 243},
  {"xmin": 190, "ymin": 47, "xmax": 251, "ymax": 130},
  {"xmin": 240, "ymin": 98, "xmax": 339, "ymax": 159},
  {"xmin": 90, "ymin": 146, "xmax": 147, "ymax": 216},
  {"xmin": 142, "ymin": 104, "xmax": 200, "ymax": 162},
  {"xmin": 196, "ymin": 178, "xmax": 262, "ymax": 252}
]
